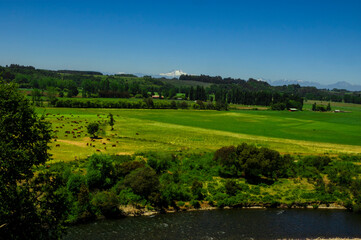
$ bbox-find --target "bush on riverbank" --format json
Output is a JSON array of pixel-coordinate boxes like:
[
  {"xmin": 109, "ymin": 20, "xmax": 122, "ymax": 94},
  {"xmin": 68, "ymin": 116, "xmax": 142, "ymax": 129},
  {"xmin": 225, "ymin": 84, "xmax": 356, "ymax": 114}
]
[{"xmin": 35, "ymin": 145, "xmax": 361, "ymax": 224}]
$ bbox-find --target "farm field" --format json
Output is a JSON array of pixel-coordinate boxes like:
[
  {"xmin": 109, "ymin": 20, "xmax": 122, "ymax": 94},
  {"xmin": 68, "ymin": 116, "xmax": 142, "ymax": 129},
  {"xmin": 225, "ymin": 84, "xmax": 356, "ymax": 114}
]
[{"xmin": 39, "ymin": 104, "xmax": 361, "ymax": 162}]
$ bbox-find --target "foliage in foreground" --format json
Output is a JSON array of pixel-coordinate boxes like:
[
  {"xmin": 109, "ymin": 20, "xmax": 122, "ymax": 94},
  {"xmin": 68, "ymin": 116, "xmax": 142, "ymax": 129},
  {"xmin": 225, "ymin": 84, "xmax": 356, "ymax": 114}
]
[
  {"xmin": 0, "ymin": 81, "xmax": 67, "ymax": 239},
  {"xmin": 34, "ymin": 145, "xmax": 361, "ymax": 226}
]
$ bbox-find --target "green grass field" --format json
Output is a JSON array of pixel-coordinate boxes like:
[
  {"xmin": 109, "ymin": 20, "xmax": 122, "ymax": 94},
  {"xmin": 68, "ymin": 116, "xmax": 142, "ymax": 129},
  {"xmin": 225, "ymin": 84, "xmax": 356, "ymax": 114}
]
[{"xmin": 38, "ymin": 102, "xmax": 361, "ymax": 162}]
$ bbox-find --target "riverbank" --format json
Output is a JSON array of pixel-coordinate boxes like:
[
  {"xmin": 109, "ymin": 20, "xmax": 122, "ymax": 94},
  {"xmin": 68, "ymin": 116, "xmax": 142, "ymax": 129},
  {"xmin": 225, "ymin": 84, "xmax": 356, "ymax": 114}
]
[
  {"xmin": 64, "ymin": 208, "xmax": 361, "ymax": 240},
  {"xmin": 117, "ymin": 202, "xmax": 347, "ymax": 218}
]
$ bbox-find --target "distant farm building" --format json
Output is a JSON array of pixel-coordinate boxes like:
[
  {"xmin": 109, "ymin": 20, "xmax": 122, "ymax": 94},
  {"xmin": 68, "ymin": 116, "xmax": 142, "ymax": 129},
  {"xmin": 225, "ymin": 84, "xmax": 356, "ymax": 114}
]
[
  {"xmin": 289, "ymin": 108, "xmax": 298, "ymax": 112},
  {"xmin": 152, "ymin": 95, "xmax": 164, "ymax": 99}
]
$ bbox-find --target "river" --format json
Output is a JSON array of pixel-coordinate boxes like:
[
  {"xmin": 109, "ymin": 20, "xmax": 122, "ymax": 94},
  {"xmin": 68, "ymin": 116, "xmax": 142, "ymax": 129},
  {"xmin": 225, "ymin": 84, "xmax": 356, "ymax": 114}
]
[{"xmin": 64, "ymin": 209, "xmax": 361, "ymax": 239}]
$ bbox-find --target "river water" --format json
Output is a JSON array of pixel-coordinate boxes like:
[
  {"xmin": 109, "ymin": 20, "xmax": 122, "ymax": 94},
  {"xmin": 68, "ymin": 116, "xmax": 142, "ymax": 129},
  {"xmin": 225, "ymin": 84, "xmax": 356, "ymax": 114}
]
[{"xmin": 64, "ymin": 209, "xmax": 361, "ymax": 240}]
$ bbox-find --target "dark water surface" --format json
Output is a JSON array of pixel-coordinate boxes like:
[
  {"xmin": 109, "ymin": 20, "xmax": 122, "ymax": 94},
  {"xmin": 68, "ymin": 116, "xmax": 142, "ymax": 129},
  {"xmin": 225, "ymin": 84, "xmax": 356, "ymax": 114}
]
[{"xmin": 64, "ymin": 209, "xmax": 361, "ymax": 240}]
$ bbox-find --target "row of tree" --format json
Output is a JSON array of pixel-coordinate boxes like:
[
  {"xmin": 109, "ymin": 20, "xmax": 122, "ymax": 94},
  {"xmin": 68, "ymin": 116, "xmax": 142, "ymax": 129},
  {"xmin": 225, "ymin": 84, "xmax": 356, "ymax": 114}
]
[{"xmin": 1, "ymin": 65, "xmax": 360, "ymax": 106}]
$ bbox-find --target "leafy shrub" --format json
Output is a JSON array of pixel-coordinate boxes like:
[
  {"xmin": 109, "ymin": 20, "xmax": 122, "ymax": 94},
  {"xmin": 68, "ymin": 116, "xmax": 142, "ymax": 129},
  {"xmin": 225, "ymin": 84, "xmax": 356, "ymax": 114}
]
[
  {"xmin": 91, "ymin": 191, "xmax": 123, "ymax": 218},
  {"xmin": 161, "ymin": 182, "xmax": 191, "ymax": 205},
  {"xmin": 303, "ymin": 156, "xmax": 331, "ymax": 171},
  {"xmin": 224, "ymin": 179, "xmax": 239, "ymax": 196},
  {"xmin": 118, "ymin": 188, "xmax": 143, "ymax": 205},
  {"xmin": 124, "ymin": 167, "xmax": 160, "ymax": 200},
  {"xmin": 114, "ymin": 160, "xmax": 145, "ymax": 178},
  {"xmin": 214, "ymin": 143, "xmax": 293, "ymax": 181},
  {"xmin": 86, "ymin": 154, "xmax": 114, "ymax": 189},
  {"xmin": 271, "ymin": 102, "xmax": 286, "ymax": 110},
  {"xmin": 190, "ymin": 200, "xmax": 201, "ymax": 208},
  {"xmin": 147, "ymin": 152, "xmax": 175, "ymax": 174},
  {"xmin": 178, "ymin": 101, "xmax": 188, "ymax": 109},
  {"xmin": 87, "ymin": 122, "xmax": 99, "ymax": 138},
  {"xmin": 67, "ymin": 174, "xmax": 85, "ymax": 195},
  {"xmin": 191, "ymin": 180, "xmax": 204, "ymax": 200}
]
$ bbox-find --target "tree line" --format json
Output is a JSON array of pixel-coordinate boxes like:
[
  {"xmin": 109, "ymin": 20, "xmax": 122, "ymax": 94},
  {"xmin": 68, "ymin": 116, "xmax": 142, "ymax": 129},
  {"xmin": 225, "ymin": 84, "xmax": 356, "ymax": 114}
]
[{"xmin": 1, "ymin": 65, "xmax": 360, "ymax": 106}]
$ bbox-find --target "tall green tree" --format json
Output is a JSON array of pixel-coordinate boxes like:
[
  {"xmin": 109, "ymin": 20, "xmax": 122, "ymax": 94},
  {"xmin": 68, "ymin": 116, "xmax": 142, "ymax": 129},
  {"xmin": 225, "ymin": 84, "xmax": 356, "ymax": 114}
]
[
  {"xmin": 108, "ymin": 113, "xmax": 115, "ymax": 130},
  {"xmin": 87, "ymin": 122, "xmax": 100, "ymax": 138},
  {"xmin": 0, "ymin": 80, "xmax": 67, "ymax": 239}
]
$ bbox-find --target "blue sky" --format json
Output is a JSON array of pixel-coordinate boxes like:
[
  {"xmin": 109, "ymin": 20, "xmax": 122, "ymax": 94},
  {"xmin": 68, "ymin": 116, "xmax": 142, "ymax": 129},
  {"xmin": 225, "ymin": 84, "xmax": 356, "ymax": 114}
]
[{"xmin": 0, "ymin": 0, "xmax": 360, "ymax": 84}]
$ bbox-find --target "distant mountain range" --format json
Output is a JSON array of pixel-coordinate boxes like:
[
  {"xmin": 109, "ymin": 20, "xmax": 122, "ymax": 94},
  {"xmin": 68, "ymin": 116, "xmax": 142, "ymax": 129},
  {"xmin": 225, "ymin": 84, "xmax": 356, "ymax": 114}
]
[
  {"xmin": 264, "ymin": 79, "xmax": 361, "ymax": 92},
  {"xmin": 111, "ymin": 69, "xmax": 361, "ymax": 92}
]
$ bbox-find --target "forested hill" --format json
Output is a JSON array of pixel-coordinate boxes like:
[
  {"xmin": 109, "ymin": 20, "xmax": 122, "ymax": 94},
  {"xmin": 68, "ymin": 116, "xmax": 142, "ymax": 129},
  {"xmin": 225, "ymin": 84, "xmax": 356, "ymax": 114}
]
[{"xmin": 1, "ymin": 64, "xmax": 360, "ymax": 105}]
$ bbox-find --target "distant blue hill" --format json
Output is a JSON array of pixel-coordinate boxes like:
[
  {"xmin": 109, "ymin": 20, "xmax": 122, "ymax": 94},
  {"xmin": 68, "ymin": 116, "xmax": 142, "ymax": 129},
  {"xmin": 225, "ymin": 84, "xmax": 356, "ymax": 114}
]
[{"xmin": 267, "ymin": 79, "xmax": 361, "ymax": 92}]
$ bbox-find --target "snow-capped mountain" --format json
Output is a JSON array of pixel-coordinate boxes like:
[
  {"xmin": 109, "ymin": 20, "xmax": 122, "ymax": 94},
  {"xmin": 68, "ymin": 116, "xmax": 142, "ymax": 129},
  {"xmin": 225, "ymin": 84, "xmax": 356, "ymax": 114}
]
[{"xmin": 159, "ymin": 70, "xmax": 187, "ymax": 78}]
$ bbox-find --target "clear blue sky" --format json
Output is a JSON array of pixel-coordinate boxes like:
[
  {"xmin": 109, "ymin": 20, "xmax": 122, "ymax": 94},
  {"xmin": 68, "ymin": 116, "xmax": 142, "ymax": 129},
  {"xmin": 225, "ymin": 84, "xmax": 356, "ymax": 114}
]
[{"xmin": 1, "ymin": 0, "xmax": 360, "ymax": 84}]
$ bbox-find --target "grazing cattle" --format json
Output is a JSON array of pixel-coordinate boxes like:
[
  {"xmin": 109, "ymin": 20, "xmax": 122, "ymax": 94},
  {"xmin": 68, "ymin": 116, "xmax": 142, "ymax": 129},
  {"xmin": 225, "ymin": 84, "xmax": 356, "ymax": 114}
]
[
  {"xmin": 55, "ymin": 144, "xmax": 60, "ymax": 147},
  {"xmin": 112, "ymin": 144, "xmax": 116, "ymax": 147},
  {"xmin": 116, "ymin": 141, "xmax": 119, "ymax": 144},
  {"xmin": 73, "ymin": 136, "xmax": 76, "ymax": 138},
  {"xmin": 65, "ymin": 131, "xmax": 70, "ymax": 134},
  {"xmin": 107, "ymin": 138, "xmax": 110, "ymax": 141},
  {"xmin": 77, "ymin": 135, "xmax": 80, "ymax": 137},
  {"xmin": 103, "ymin": 143, "xmax": 106, "ymax": 145},
  {"xmin": 54, "ymin": 139, "xmax": 57, "ymax": 142},
  {"xmin": 104, "ymin": 147, "xmax": 106, "ymax": 150},
  {"xmin": 136, "ymin": 133, "xmax": 139, "ymax": 135},
  {"xmin": 65, "ymin": 135, "xmax": 68, "ymax": 137},
  {"xmin": 92, "ymin": 145, "xmax": 95, "ymax": 147},
  {"xmin": 86, "ymin": 143, "xmax": 89, "ymax": 146},
  {"xmin": 96, "ymin": 149, "xmax": 101, "ymax": 152}
]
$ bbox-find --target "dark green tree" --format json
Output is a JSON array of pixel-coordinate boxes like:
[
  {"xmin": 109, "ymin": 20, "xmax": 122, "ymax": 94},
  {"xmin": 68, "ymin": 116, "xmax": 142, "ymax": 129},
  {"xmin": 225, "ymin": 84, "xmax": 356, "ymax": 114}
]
[
  {"xmin": 327, "ymin": 103, "xmax": 331, "ymax": 111},
  {"xmin": 108, "ymin": 113, "xmax": 115, "ymax": 130},
  {"xmin": 31, "ymin": 88, "xmax": 43, "ymax": 106},
  {"xmin": 312, "ymin": 102, "xmax": 316, "ymax": 111},
  {"xmin": 0, "ymin": 80, "xmax": 67, "ymax": 239},
  {"xmin": 87, "ymin": 122, "xmax": 100, "ymax": 138},
  {"xmin": 124, "ymin": 167, "xmax": 160, "ymax": 201}
]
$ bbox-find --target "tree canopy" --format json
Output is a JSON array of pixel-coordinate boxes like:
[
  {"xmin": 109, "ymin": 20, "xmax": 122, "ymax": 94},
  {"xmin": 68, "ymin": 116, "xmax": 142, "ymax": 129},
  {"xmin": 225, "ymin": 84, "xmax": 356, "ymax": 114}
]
[{"xmin": 0, "ymin": 80, "xmax": 66, "ymax": 239}]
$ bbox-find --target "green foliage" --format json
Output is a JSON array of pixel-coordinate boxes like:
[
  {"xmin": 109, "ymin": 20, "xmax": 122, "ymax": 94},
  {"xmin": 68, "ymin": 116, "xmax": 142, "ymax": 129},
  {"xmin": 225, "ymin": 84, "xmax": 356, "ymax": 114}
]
[
  {"xmin": 271, "ymin": 102, "xmax": 286, "ymax": 110},
  {"xmin": 160, "ymin": 182, "xmax": 191, "ymax": 206},
  {"xmin": 214, "ymin": 143, "xmax": 292, "ymax": 181},
  {"xmin": 147, "ymin": 152, "xmax": 175, "ymax": 174},
  {"xmin": 86, "ymin": 154, "xmax": 114, "ymax": 189},
  {"xmin": 312, "ymin": 103, "xmax": 332, "ymax": 112},
  {"xmin": 114, "ymin": 160, "xmax": 145, "ymax": 178},
  {"xmin": 178, "ymin": 101, "xmax": 188, "ymax": 109},
  {"xmin": 303, "ymin": 156, "xmax": 331, "ymax": 171},
  {"xmin": 91, "ymin": 191, "xmax": 124, "ymax": 218},
  {"xmin": 143, "ymin": 97, "xmax": 154, "ymax": 108},
  {"xmin": 224, "ymin": 179, "xmax": 239, "ymax": 196},
  {"xmin": 87, "ymin": 122, "xmax": 99, "ymax": 138},
  {"xmin": 118, "ymin": 188, "xmax": 143, "ymax": 205},
  {"xmin": 191, "ymin": 180, "xmax": 204, "ymax": 200},
  {"xmin": 124, "ymin": 167, "xmax": 160, "ymax": 200},
  {"xmin": 214, "ymin": 146, "xmax": 240, "ymax": 177},
  {"xmin": 67, "ymin": 174, "xmax": 85, "ymax": 196},
  {"xmin": 108, "ymin": 113, "xmax": 115, "ymax": 130},
  {"xmin": 190, "ymin": 200, "xmax": 201, "ymax": 209},
  {"xmin": 0, "ymin": 81, "xmax": 66, "ymax": 239}
]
